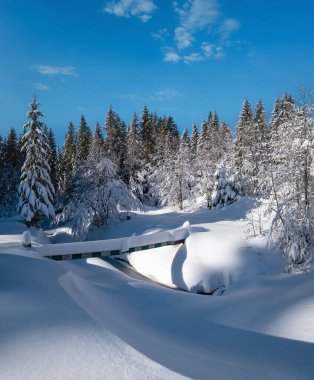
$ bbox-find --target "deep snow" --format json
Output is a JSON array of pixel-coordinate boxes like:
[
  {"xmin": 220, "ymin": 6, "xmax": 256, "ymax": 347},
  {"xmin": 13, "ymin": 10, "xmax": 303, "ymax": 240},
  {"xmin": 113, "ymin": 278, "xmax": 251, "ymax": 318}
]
[{"xmin": 1, "ymin": 200, "xmax": 314, "ymax": 379}]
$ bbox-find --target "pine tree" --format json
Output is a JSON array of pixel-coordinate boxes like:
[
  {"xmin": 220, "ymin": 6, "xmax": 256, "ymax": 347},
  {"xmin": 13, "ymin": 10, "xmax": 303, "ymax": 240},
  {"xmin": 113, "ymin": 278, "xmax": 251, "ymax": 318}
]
[
  {"xmin": 196, "ymin": 121, "xmax": 214, "ymax": 208},
  {"xmin": 76, "ymin": 115, "xmax": 92, "ymax": 161},
  {"xmin": 59, "ymin": 122, "xmax": 76, "ymax": 196},
  {"xmin": 140, "ymin": 105, "xmax": 155, "ymax": 163},
  {"xmin": 127, "ymin": 113, "xmax": 141, "ymax": 190},
  {"xmin": 234, "ymin": 99, "xmax": 254, "ymax": 185},
  {"xmin": 89, "ymin": 122, "xmax": 104, "ymax": 163},
  {"xmin": 118, "ymin": 120, "xmax": 128, "ymax": 183},
  {"xmin": 175, "ymin": 129, "xmax": 195, "ymax": 209},
  {"xmin": 0, "ymin": 128, "xmax": 20, "ymax": 213},
  {"xmin": 219, "ymin": 121, "xmax": 233, "ymax": 160},
  {"xmin": 190, "ymin": 123, "xmax": 199, "ymax": 162},
  {"xmin": 104, "ymin": 105, "xmax": 117, "ymax": 161},
  {"xmin": 46, "ymin": 127, "xmax": 57, "ymax": 191},
  {"xmin": 18, "ymin": 97, "xmax": 55, "ymax": 226},
  {"xmin": 208, "ymin": 111, "xmax": 220, "ymax": 163},
  {"xmin": 253, "ymin": 100, "xmax": 269, "ymax": 193},
  {"xmin": 104, "ymin": 106, "xmax": 124, "ymax": 168}
]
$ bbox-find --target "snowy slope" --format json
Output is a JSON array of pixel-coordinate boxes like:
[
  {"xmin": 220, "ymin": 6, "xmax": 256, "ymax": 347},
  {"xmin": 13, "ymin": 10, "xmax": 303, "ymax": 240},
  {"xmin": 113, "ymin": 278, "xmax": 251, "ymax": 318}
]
[{"xmin": 1, "ymin": 201, "xmax": 314, "ymax": 379}]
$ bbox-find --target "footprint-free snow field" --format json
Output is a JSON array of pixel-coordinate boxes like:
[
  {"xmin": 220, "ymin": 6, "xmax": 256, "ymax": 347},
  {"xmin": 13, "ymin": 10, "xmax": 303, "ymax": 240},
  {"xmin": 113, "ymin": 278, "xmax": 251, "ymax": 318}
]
[{"xmin": 1, "ymin": 199, "xmax": 314, "ymax": 380}]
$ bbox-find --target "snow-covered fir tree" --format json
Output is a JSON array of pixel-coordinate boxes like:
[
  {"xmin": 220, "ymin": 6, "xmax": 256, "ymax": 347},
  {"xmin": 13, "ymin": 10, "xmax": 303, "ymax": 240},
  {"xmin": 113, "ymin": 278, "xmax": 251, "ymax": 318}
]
[
  {"xmin": 46, "ymin": 127, "xmax": 58, "ymax": 191},
  {"xmin": 234, "ymin": 99, "xmax": 254, "ymax": 192},
  {"xmin": 127, "ymin": 113, "xmax": 141, "ymax": 193},
  {"xmin": 140, "ymin": 105, "xmax": 155, "ymax": 164},
  {"xmin": 59, "ymin": 122, "xmax": 76, "ymax": 198},
  {"xmin": 196, "ymin": 120, "xmax": 215, "ymax": 208},
  {"xmin": 190, "ymin": 123, "xmax": 199, "ymax": 162},
  {"xmin": 76, "ymin": 115, "xmax": 92, "ymax": 162},
  {"xmin": 18, "ymin": 97, "xmax": 55, "ymax": 227},
  {"xmin": 89, "ymin": 122, "xmax": 104, "ymax": 163}
]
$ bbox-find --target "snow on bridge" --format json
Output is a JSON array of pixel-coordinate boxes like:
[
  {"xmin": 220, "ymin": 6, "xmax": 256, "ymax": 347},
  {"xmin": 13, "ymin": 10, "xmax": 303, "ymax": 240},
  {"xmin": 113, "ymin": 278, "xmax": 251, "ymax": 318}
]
[{"xmin": 35, "ymin": 222, "xmax": 191, "ymax": 261}]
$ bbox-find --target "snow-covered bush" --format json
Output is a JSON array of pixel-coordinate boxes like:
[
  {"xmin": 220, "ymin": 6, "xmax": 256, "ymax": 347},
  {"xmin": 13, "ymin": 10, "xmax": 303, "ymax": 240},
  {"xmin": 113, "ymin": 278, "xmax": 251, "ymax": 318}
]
[
  {"xmin": 268, "ymin": 202, "xmax": 313, "ymax": 272},
  {"xmin": 212, "ymin": 169, "xmax": 242, "ymax": 208},
  {"xmin": 55, "ymin": 157, "xmax": 140, "ymax": 241}
]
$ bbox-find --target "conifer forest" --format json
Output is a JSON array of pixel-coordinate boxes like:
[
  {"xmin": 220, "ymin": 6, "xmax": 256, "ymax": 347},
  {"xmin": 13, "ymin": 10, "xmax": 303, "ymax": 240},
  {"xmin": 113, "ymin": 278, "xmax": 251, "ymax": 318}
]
[{"xmin": 1, "ymin": 94, "xmax": 313, "ymax": 271}]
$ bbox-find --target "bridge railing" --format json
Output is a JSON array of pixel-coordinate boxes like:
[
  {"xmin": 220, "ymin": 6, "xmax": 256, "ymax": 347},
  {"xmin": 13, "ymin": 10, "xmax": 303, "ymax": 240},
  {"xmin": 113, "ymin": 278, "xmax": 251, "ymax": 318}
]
[{"xmin": 35, "ymin": 222, "xmax": 191, "ymax": 261}]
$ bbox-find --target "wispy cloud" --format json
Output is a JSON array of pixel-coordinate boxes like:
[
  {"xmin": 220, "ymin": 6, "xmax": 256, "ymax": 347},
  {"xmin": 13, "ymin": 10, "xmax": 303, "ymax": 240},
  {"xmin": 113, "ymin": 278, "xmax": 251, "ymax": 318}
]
[
  {"xmin": 219, "ymin": 18, "xmax": 240, "ymax": 39},
  {"xmin": 159, "ymin": 0, "xmax": 240, "ymax": 64},
  {"xmin": 201, "ymin": 42, "xmax": 213, "ymax": 58},
  {"xmin": 214, "ymin": 45, "xmax": 225, "ymax": 60},
  {"xmin": 34, "ymin": 83, "xmax": 50, "ymax": 91},
  {"xmin": 174, "ymin": 0, "xmax": 219, "ymax": 50},
  {"xmin": 183, "ymin": 52, "xmax": 204, "ymax": 64},
  {"xmin": 150, "ymin": 89, "xmax": 182, "ymax": 101},
  {"xmin": 163, "ymin": 44, "xmax": 225, "ymax": 64},
  {"xmin": 34, "ymin": 65, "xmax": 78, "ymax": 76},
  {"xmin": 118, "ymin": 92, "xmax": 142, "ymax": 102},
  {"xmin": 118, "ymin": 89, "xmax": 182, "ymax": 102},
  {"xmin": 164, "ymin": 51, "xmax": 181, "ymax": 62},
  {"xmin": 152, "ymin": 28, "xmax": 169, "ymax": 41},
  {"xmin": 104, "ymin": 0, "xmax": 157, "ymax": 22}
]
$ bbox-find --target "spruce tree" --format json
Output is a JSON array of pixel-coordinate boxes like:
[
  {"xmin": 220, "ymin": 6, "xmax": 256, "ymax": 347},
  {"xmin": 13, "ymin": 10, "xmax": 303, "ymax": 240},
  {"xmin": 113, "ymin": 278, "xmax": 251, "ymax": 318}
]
[
  {"xmin": 46, "ymin": 127, "xmax": 58, "ymax": 191},
  {"xmin": 219, "ymin": 121, "xmax": 233, "ymax": 160},
  {"xmin": 190, "ymin": 123, "xmax": 199, "ymax": 161},
  {"xmin": 197, "ymin": 121, "xmax": 214, "ymax": 208},
  {"xmin": 234, "ymin": 99, "xmax": 254, "ymax": 184},
  {"xmin": 89, "ymin": 122, "xmax": 104, "ymax": 163},
  {"xmin": 253, "ymin": 100, "xmax": 268, "ymax": 193},
  {"xmin": 140, "ymin": 105, "xmax": 154, "ymax": 163},
  {"xmin": 59, "ymin": 122, "xmax": 76, "ymax": 196},
  {"xmin": 103, "ymin": 105, "xmax": 117, "ymax": 161},
  {"xmin": 18, "ymin": 97, "xmax": 55, "ymax": 226},
  {"xmin": 76, "ymin": 115, "xmax": 92, "ymax": 161},
  {"xmin": 0, "ymin": 128, "xmax": 20, "ymax": 212},
  {"xmin": 127, "ymin": 113, "xmax": 140, "ymax": 189}
]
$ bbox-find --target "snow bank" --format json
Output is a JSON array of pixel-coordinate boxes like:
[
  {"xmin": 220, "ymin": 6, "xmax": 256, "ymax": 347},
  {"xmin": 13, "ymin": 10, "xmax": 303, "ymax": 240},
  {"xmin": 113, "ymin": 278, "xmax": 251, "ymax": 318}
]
[
  {"xmin": 128, "ymin": 204, "xmax": 284, "ymax": 293},
  {"xmin": 0, "ymin": 254, "xmax": 187, "ymax": 380}
]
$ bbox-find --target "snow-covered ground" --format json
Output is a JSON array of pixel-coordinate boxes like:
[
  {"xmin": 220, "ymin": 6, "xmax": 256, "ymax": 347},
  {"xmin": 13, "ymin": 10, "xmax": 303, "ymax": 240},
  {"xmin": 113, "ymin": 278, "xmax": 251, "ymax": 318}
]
[{"xmin": 1, "ymin": 199, "xmax": 314, "ymax": 379}]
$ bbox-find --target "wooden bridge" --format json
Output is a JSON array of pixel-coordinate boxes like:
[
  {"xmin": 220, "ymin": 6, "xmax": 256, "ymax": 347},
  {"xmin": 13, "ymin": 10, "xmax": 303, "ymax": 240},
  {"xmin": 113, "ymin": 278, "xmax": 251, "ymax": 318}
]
[{"xmin": 35, "ymin": 223, "xmax": 190, "ymax": 261}]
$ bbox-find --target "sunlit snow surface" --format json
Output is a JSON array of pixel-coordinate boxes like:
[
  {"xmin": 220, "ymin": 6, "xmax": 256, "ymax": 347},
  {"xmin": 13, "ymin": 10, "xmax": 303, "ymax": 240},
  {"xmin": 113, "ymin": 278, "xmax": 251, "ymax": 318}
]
[{"xmin": 1, "ymin": 199, "xmax": 314, "ymax": 379}]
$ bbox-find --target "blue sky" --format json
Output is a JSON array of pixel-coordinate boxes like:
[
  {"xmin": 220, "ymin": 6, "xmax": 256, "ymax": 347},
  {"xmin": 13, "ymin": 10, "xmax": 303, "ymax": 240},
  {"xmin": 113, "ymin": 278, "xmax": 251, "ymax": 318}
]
[{"xmin": 1, "ymin": 0, "xmax": 314, "ymax": 144}]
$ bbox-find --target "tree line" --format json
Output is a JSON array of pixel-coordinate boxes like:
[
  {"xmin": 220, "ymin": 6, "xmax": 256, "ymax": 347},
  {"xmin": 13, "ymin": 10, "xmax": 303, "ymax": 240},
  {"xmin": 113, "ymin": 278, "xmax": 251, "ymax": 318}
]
[{"xmin": 1, "ymin": 94, "xmax": 313, "ymax": 269}]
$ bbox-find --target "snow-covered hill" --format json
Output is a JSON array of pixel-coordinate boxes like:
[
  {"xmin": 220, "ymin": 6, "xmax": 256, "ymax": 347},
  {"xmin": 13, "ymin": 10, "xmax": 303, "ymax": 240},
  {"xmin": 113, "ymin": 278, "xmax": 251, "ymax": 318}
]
[{"xmin": 1, "ymin": 200, "xmax": 314, "ymax": 379}]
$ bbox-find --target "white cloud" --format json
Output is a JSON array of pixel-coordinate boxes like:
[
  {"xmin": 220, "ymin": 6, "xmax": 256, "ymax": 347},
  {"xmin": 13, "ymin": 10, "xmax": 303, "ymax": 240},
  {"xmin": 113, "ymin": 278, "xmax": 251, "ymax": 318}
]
[
  {"xmin": 201, "ymin": 42, "xmax": 213, "ymax": 57},
  {"xmin": 150, "ymin": 89, "xmax": 181, "ymax": 101},
  {"xmin": 34, "ymin": 83, "xmax": 50, "ymax": 91},
  {"xmin": 34, "ymin": 65, "xmax": 78, "ymax": 76},
  {"xmin": 174, "ymin": 0, "xmax": 220, "ymax": 50},
  {"xmin": 118, "ymin": 92, "xmax": 142, "ymax": 102},
  {"xmin": 152, "ymin": 28, "xmax": 169, "ymax": 41},
  {"xmin": 183, "ymin": 52, "xmax": 204, "ymax": 64},
  {"xmin": 118, "ymin": 89, "xmax": 181, "ymax": 102},
  {"xmin": 104, "ymin": 0, "xmax": 157, "ymax": 22},
  {"xmin": 174, "ymin": 26, "xmax": 194, "ymax": 50},
  {"xmin": 159, "ymin": 0, "xmax": 241, "ymax": 64},
  {"xmin": 219, "ymin": 18, "xmax": 240, "ymax": 38},
  {"xmin": 214, "ymin": 45, "xmax": 225, "ymax": 60},
  {"xmin": 164, "ymin": 51, "xmax": 181, "ymax": 62}
]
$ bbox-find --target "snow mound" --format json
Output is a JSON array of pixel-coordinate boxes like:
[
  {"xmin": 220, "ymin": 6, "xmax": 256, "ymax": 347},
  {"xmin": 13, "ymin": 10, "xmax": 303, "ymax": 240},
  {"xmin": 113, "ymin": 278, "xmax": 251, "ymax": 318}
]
[{"xmin": 128, "ymin": 221, "xmax": 283, "ymax": 294}]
